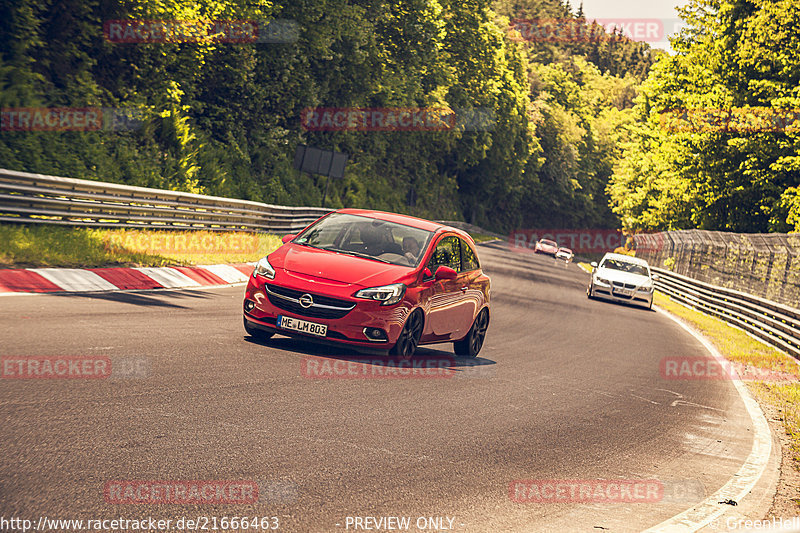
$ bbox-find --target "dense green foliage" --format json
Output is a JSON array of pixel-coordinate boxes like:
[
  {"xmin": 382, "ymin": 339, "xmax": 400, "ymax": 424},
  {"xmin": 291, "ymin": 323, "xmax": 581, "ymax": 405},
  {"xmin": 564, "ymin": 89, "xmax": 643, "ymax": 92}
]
[
  {"xmin": 1, "ymin": 0, "xmax": 656, "ymax": 232},
  {"xmin": 608, "ymin": 0, "xmax": 800, "ymax": 232}
]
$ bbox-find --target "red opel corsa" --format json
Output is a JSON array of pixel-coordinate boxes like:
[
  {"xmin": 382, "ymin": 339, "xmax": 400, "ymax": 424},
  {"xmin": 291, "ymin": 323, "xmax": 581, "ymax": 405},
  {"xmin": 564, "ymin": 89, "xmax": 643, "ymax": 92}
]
[{"xmin": 243, "ymin": 209, "xmax": 490, "ymax": 359}]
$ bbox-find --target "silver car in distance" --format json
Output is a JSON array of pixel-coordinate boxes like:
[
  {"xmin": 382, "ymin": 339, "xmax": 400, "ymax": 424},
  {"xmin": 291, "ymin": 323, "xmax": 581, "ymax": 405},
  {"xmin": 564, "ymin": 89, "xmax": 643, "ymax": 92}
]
[
  {"xmin": 587, "ymin": 253, "xmax": 658, "ymax": 310},
  {"xmin": 555, "ymin": 247, "xmax": 573, "ymax": 263}
]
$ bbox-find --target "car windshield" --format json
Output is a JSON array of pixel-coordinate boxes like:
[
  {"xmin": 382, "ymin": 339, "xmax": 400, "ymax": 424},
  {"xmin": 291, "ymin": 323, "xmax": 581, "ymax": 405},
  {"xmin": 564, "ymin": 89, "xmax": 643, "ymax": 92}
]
[
  {"xmin": 293, "ymin": 213, "xmax": 434, "ymax": 267},
  {"xmin": 600, "ymin": 258, "xmax": 649, "ymax": 277},
  {"xmin": 541, "ymin": 240, "xmax": 557, "ymax": 247}
]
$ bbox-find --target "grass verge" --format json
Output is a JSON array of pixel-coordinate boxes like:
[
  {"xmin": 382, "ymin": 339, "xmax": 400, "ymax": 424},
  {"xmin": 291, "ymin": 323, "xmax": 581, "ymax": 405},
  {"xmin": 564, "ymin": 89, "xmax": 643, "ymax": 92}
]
[
  {"xmin": 467, "ymin": 231, "xmax": 499, "ymax": 243},
  {"xmin": 0, "ymin": 224, "xmax": 281, "ymax": 268},
  {"xmin": 654, "ymin": 291, "xmax": 800, "ymax": 508}
]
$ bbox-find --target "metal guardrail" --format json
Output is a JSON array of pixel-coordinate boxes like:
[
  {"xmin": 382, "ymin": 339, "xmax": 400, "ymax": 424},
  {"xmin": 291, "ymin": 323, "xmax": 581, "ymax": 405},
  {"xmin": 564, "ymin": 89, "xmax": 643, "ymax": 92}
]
[
  {"xmin": 653, "ymin": 267, "xmax": 800, "ymax": 360},
  {"xmin": 633, "ymin": 229, "xmax": 800, "ymax": 309},
  {"xmin": 0, "ymin": 168, "xmax": 332, "ymax": 233}
]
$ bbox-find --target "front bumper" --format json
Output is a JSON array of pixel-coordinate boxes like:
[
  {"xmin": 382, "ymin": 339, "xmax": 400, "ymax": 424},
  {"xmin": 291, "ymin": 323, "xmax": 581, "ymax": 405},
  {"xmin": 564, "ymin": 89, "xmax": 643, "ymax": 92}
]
[
  {"xmin": 243, "ymin": 277, "xmax": 411, "ymax": 347},
  {"xmin": 590, "ymin": 284, "xmax": 653, "ymax": 307}
]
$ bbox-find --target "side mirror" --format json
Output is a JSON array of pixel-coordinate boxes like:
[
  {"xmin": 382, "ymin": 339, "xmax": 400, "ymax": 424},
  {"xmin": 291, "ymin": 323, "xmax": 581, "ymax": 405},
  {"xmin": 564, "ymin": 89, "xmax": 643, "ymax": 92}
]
[
  {"xmin": 282, "ymin": 234, "xmax": 296, "ymax": 244},
  {"xmin": 590, "ymin": 262, "xmax": 598, "ymax": 269},
  {"xmin": 652, "ymin": 274, "xmax": 660, "ymax": 282},
  {"xmin": 434, "ymin": 265, "xmax": 458, "ymax": 280}
]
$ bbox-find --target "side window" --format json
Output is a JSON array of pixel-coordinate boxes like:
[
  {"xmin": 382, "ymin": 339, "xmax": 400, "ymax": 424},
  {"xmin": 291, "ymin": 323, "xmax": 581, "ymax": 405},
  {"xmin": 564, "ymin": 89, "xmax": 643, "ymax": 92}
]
[
  {"xmin": 427, "ymin": 236, "xmax": 461, "ymax": 275},
  {"xmin": 460, "ymin": 239, "xmax": 480, "ymax": 272}
]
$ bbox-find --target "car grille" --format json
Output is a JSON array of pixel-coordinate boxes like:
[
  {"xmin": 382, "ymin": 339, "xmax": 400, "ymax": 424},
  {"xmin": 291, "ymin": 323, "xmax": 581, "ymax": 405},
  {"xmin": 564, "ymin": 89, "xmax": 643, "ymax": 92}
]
[
  {"xmin": 265, "ymin": 284, "xmax": 355, "ymax": 319},
  {"xmin": 612, "ymin": 281, "xmax": 637, "ymax": 289}
]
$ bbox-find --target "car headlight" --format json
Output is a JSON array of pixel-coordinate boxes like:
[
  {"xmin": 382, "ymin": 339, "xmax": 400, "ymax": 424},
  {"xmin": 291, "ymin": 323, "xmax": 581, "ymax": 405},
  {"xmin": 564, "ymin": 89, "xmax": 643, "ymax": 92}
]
[
  {"xmin": 253, "ymin": 256, "xmax": 275, "ymax": 279},
  {"xmin": 595, "ymin": 277, "xmax": 610, "ymax": 286},
  {"xmin": 355, "ymin": 283, "xmax": 406, "ymax": 306},
  {"xmin": 639, "ymin": 284, "xmax": 654, "ymax": 293}
]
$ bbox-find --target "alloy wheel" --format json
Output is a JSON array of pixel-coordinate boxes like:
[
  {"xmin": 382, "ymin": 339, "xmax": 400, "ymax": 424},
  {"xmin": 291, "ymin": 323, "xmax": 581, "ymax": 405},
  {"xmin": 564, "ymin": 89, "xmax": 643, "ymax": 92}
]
[{"xmin": 392, "ymin": 310, "xmax": 423, "ymax": 360}]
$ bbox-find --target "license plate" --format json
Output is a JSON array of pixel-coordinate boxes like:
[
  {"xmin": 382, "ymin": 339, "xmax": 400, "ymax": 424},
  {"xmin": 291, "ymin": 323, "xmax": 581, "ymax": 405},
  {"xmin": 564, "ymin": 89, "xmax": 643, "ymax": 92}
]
[
  {"xmin": 613, "ymin": 288, "xmax": 633, "ymax": 296},
  {"xmin": 277, "ymin": 315, "xmax": 327, "ymax": 337}
]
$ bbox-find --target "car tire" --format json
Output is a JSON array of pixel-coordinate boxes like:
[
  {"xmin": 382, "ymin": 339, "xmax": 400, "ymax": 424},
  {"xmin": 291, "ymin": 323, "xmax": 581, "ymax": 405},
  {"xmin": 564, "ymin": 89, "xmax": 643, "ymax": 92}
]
[
  {"xmin": 454, "ymin": 308, "xmax": 489, "ymax": 358},
  {"xmin": 244, "ymin": 316, "xmax": 274, "ymax": 341},
  {"xmin": 391, "ymin": 309, "xmax": 424, "ymax": 361}
]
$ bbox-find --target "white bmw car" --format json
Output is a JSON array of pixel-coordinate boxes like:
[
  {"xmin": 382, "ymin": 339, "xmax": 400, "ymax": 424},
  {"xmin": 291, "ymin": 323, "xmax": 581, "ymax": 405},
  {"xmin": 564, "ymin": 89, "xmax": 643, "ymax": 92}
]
[{"xmin": 587, "ymin": 253, "xmax": 658, "ymax": 309}]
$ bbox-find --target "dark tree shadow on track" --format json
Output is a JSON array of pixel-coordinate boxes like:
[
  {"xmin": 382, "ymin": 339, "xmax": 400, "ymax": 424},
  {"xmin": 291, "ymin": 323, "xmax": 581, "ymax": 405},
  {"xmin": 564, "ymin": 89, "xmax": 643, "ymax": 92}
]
[{"xmin": 52, "ymin": 288, "xmax": 217, "ymax": 308}]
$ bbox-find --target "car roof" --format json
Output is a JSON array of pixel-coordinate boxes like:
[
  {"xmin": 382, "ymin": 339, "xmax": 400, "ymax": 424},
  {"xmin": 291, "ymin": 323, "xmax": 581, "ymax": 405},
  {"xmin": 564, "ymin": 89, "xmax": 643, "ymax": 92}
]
[
  {"xmin": 600, "ymin": 252, "xmax": 650, "ymax": 266},
  {"xmin": 335, "ymin": 208, "xmax": 471, "ymax": 240}
]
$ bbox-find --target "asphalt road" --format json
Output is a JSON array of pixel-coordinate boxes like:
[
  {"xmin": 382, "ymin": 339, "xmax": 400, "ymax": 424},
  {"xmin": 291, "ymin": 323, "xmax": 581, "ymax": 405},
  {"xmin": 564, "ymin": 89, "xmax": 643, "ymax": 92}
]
[{"xmin": 0, "ymin": 242, "xmax": 759, "ymax": 532}]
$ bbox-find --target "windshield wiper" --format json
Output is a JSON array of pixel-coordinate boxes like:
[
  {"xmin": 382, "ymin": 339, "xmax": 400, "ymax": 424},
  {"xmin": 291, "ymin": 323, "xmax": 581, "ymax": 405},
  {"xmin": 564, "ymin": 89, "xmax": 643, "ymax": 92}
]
[{"xmin": 321, "ymin": 247, "xmax": 393, "ymax": 264}]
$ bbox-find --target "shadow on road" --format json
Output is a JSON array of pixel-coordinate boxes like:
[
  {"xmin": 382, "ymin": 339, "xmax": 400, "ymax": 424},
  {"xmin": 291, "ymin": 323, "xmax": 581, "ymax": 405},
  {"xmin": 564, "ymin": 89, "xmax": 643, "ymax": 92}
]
[
  {"xmin": 588, "ymin": 295, "xmax": 657, "ymax": 313},
  {"xmin": 51, "ymin": 288, "xmax": 217, "ymax": 308},
  {"xmin": 244, "ymin": 334, "xmax": 496, "ymax": 374}
]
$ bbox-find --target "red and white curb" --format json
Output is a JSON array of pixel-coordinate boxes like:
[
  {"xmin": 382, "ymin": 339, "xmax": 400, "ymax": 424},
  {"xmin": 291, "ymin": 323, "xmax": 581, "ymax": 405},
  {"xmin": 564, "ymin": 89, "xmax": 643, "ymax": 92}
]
[{"xmin": 0, "ymin": 264, "xmax": 254, "ymax": 294}]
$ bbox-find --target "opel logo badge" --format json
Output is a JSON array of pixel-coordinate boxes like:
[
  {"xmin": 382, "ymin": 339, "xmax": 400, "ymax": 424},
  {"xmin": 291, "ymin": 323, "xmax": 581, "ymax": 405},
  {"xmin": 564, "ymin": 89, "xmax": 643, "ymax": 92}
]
[{"xmin": 299, "ymin": 294, "xmax": 314, "ymax": 308}]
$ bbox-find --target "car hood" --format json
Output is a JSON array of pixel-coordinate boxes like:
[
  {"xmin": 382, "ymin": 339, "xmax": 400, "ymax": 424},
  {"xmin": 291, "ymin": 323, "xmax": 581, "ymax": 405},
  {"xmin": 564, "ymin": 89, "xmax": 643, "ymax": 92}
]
[
  {"xmin": 269, "ymin": 244, "xmax": 414, "ymax": 288},
  {"xmin": 595, "ymin": 267, "xmax": 652, "ymax": 286}
]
